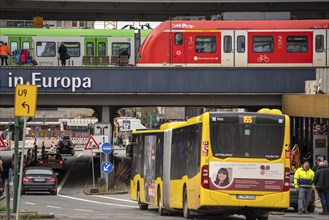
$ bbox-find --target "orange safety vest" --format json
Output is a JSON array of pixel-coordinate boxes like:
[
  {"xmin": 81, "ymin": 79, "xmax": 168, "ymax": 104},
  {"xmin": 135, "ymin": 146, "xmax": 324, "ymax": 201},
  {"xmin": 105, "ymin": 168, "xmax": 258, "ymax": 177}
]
[{"xmin": 0, "ymin": 45, "xmax": 10, "ymax": 56}]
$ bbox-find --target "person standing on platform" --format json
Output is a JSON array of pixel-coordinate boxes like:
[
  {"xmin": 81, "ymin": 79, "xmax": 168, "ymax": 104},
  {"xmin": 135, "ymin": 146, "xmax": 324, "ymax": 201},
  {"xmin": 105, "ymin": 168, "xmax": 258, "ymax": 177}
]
[
  {"xmin": 0, "ymin": 42, "xmax": 10, "ymax": 66},
  {"xmin": 314, "ymin": 161, "xmax": 329, "ymax": 215},
  {"xmin": 58, "ymin": 42, "xmax": 68, "ymax": 66}
]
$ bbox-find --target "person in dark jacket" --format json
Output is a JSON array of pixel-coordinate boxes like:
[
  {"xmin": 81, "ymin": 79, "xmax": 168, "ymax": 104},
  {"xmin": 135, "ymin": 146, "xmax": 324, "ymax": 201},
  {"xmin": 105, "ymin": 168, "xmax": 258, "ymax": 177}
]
[
  {"xmin": 58, "ymin": 42, "xmax": 68, "ymax": 66},
  {"xmin": 312, "ymin": 158, "xmax": 322, "ymax": 171},
  {"xmin": 314, "ymin": 161, "xmax": 329, "ymax": 215}
]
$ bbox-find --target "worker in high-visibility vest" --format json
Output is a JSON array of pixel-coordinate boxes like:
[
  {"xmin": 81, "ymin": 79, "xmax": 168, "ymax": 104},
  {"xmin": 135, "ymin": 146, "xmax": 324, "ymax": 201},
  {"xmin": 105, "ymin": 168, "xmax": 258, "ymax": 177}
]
[
  {"xmin": 0, "ymin": 42, "xmax": 10, "ymax": 66},
  {"xmin": 294, "ymin": 161, "xmax": 315, "ymax": 214}
]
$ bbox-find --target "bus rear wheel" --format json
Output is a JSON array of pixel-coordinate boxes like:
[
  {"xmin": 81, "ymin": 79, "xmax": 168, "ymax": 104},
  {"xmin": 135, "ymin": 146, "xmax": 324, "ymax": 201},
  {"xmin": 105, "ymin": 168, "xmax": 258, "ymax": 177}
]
[
  {"xmin": 183, "ymin": 187, "xmax": 192, "ymax": 219},
  {"xmin": 158, "ymin": 189, "xmax": 165, "ymax": 215},
  {"xmin": 138, "ymin": 189, "xmax": 148, "ymax": 210}
]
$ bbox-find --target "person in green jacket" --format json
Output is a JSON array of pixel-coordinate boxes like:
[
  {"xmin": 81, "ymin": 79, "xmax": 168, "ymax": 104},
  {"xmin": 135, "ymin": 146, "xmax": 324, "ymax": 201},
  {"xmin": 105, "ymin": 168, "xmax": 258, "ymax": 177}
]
[{"xmin": 294, "ymin": 161, "xmax": 314, "ymax": 214}]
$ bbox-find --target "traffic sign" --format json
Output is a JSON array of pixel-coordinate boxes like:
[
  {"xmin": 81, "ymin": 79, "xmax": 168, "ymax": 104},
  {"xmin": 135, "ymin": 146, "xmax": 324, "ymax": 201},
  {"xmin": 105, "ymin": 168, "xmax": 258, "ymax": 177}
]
[
  {"xmin": 101, "ymin": 161, "xmax": 113, "ymax": 174},
  {"xmin": 101, "ymin": 142, "xmax": 112, "ymax": 155},
  {"xmin": 94, "ymin": 123, "xmax": 111, "ymax": 136},
  {"xmin": 0, "ymin": 136, "xmax": 7, "ymax": 149},
  {"xmin": 14, "ymin": 84, "xmax": 37, "ymax": 117},
  {"xmin": 84, "ymin": 135, "xmax": 100, "ymax": 150}
]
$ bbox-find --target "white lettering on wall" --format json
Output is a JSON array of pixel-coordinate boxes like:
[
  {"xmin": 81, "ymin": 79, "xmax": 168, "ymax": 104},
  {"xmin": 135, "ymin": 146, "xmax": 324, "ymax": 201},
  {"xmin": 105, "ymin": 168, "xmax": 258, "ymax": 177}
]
[{"xmin": 8, "ymin": 72, "xmax": 92, "ymax": 92}]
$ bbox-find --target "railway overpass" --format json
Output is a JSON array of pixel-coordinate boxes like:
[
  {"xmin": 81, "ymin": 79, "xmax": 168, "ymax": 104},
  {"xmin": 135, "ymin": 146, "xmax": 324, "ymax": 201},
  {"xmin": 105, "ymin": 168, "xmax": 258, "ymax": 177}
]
[{"xmin": 0, "ymin": 66, "xmax": 316, "ymax": 121}]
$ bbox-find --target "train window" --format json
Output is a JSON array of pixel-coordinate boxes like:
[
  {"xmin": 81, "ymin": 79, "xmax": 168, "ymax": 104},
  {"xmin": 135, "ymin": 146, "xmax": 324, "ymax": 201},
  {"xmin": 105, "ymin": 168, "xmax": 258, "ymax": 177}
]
[
  {"xmin": 79, "ymin": 21, "xmax": 85, "ymax": 28},
  {"xmin": 86, "ymin": 42, "xmax": 94, "ymax": 56},
  {"xmin": 286, "ymin": 36, "xmax": 308, "ymax": 53},
  {"xmin": 175, "ymin": 33, "xmax": 183, "ymax": 45},
  {"xmin": 10, "ymin": 42, "xmax": 18, "ymax": 53},
  {"xmin": 64, "ymin": 42, "xmax": 80, "ymax": 57},
  {"xmin": 223, "ymin": 36, "xmax": 232, "ymax": 53},
  {"xmin": 237, "ymin": 36, "xmax": 245, "ymax": 53},
  {"xmin": 315, "ymin": 35, "xmax": 324, "ymax": 52},
  {"xmin": 98, "ymin": 42, "xmax": 106, "ymax": 56},
  {"xmin": 72, "ymin": 21, "xmax": 78, "ymax": 28},
  {"xmin": 36, "ymin": 42, "xmax": 56, "ymax": 57},
  {"xmin": 56, "ymin": 21, "xmax": 63, "ymax": 28},
  {"xmin": 195, "ymin": 36, "xmax": 216, "ymax": 53},
  {"xmin": 22, "ymin": 42, "xmax": 30, "ymax": 50},
  {"xmin": 112, "ymin": 42, "xmax": 131, "ymax": 56},
  {"xmin": 253, "ymin": 36, "xmax": 273, "ymax": 53}
]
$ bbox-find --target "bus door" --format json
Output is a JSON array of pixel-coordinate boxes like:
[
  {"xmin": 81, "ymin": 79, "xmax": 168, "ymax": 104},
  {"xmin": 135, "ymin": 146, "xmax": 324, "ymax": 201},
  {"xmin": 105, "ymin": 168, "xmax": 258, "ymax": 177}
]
[
  {"xmin": 234, "ymin": 30, "xmax": 248, "ymax": 67},
  {"xmin": 170, "ymin": 32, "xmax": 186, "ymax": 65},
  {"xmin": 8, "ymin": 36, "xmax": 33, "ymax": 65},
  {"xmin": 313, "ymin": 30, "xmax": 327, "ymax": 67},
  {"xmin": 221, "ymin": 30, "xmax": 234, "ymax": 67}
]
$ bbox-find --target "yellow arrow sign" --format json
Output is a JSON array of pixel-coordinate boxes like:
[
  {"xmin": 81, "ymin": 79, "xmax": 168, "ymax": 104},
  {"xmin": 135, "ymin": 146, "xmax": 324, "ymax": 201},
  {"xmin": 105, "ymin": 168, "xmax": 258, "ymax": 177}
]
[{"xmin": 14, "ymin": 84, "xmax": 38, "ymax": 117}]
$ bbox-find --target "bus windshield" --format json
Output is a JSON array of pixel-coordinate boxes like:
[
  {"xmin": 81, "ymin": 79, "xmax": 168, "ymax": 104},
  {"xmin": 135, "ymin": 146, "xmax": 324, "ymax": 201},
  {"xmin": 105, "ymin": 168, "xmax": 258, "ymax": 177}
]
[{"xmin": 210, "ymin": 114, "xmax": 285, "ymax": 160}]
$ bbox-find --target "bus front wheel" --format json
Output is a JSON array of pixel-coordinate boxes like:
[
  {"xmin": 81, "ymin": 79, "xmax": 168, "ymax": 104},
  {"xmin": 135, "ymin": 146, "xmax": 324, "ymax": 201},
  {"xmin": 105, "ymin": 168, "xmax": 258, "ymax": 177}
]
[
  {"xmin": 183, "ymin": 187, "xmax": 192, "ymax": 219},
  {"xmin": 138, "ymin": 189, "xmax": 148, "ymax": 210}
]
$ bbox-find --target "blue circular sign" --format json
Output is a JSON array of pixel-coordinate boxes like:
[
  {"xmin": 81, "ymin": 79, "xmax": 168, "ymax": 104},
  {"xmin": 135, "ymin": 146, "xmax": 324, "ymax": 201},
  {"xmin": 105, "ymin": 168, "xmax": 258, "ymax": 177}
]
[
  {"xmin": 101, "ymin": 142, "xmax": 113, "ymax": 154},
  {"xmin": 101, "ymin": 161, "xmax": 113, "ymax": 175}
]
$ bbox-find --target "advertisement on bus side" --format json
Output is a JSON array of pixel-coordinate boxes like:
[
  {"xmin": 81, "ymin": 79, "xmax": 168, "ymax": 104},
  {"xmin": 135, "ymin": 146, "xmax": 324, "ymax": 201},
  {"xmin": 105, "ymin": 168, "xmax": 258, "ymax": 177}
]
[{"xmin": 209, "ymin": 162, "xmax": 284, "ymax": 191}]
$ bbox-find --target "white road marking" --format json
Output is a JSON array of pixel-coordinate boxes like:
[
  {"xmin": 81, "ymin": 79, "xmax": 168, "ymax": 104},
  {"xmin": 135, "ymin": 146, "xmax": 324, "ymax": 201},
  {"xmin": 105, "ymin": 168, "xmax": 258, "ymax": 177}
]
[
  {"xmin": 58, "ymin": 194, "xmax": 137, "ymax": 208},
  {"xmin": 24, "ymin": 202, "xmax": 36, "ymax": 205},
  {"xmin": 46, "ymin": 205, "xmax": 62, "ymax": 209},
  {"xmin": 93, "ymin": 195, "xmax": 137, "ymax": 203},
  {"xmin": 57, "ymin": 153, "xmax": 84, "ymax": 192},
  {"xmin": 74, "ymin": 208, "xmax": 93, "ymax": 212}
]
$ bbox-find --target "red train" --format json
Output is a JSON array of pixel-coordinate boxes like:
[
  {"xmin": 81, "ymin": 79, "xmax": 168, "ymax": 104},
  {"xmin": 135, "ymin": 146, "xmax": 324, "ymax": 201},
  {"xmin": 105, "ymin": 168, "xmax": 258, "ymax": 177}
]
[{"xmin": 136, "ymin": 19, "xmax": 329, "ymax": 67}]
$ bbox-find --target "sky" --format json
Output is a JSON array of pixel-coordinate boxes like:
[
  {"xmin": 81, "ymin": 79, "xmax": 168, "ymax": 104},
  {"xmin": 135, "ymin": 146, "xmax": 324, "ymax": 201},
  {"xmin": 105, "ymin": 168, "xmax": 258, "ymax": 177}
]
[{"xmin": 94, "ymin": 21, "xmax": 161, "ymax": 29}]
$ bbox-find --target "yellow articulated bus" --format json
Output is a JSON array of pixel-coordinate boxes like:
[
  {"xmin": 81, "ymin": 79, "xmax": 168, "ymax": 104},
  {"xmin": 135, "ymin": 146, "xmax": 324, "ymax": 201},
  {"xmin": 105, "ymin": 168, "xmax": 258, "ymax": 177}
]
[{"xmin": 129, "ymin": 109, "xmax": 290, "ymax": 220}]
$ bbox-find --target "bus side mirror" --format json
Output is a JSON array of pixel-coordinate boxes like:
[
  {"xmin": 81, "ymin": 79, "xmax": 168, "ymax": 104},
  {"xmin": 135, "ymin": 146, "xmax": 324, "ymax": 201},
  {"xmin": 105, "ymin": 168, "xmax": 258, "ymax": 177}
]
[{"xmin": 126, "ymin": 145, "xmax": 132, "ymax": 157}]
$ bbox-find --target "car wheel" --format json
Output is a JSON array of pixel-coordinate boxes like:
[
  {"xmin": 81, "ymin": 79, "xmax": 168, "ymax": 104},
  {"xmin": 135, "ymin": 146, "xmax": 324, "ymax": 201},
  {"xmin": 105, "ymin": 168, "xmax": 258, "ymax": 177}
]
[
  {"xmin": 307, "ymin": 205, "xmax": 315, "ymax": 213},
  {"xmin": 21, "ymin": 190, "xmax": 25, "ymax": 195},
  {"xmin": 52, "ymin": 189, "xmax": 58, "ymax": 195},
  {"xmin": 257, "ymin": 217, "xmax": 269, "ymax": 220},
  {"xmin": 245, "ymin": 215, "xmax": 257, "ymax": 220}
]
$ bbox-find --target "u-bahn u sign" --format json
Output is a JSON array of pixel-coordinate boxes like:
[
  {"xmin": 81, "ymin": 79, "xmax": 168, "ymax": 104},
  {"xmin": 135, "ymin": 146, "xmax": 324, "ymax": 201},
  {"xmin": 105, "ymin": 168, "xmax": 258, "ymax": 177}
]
[{"xmin": 0, "ymin": 67, "xmax": 315, "ymax": 94}]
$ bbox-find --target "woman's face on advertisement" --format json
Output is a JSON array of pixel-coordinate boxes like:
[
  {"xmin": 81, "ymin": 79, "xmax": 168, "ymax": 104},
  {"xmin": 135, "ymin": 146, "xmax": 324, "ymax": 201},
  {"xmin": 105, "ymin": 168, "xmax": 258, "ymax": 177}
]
[{"xmin": 218, "ymin": 172, "xmax": 227, "ymax": 181}]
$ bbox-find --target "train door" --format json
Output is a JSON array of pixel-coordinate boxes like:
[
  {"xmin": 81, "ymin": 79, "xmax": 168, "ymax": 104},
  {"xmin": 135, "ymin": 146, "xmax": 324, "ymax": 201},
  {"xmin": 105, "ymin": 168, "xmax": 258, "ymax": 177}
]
[
  {"xmin": 8, "ymin": 36, "xmax": 33, "ymax": 65},
  {"xmin": 234, "ymin": 30, "xmax": 248, "ymax": 67},
  {"xmin": 171, "ymin": 32, "xmax": 186, "ymax": 65},
  {"xmin": 313, "ymin": 30, "xmax": 327, "ymax": 67},
  {"xmin": 221, "ymin": 31, "xmax": 234, "ymax": 67},
  {"xmin": 84, "ymin": 38, "xmax": 108, "ymax": 56}
]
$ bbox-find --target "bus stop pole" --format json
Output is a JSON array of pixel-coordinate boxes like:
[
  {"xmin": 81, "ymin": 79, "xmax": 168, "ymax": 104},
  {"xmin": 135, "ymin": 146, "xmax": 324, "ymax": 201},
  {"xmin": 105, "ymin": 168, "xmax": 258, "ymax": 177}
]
[
  {"xmin": 13, "ymin": 117, "xmax": 20, "ymax": 212},
  {"xmin": 6, "ymin": 179, "xmax": 10, "ymax": 220},
  {"xmin": 16, "ymin": 117, "xmax": 27, "ymax": 220}
]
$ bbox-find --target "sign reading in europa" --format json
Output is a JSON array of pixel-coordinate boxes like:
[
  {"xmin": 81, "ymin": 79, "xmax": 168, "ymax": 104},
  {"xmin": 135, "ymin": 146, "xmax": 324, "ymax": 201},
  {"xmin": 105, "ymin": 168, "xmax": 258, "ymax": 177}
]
[{"xmin": 7, "ymin": 72, "xmax": 91, "ymax": 92}]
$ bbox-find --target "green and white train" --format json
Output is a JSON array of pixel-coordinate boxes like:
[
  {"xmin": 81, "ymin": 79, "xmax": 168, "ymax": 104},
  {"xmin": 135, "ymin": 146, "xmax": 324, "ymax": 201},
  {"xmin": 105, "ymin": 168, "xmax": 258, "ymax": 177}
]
[{"xmin": 0, "ymin": 28, "xmax": 152, "ymax": 66}]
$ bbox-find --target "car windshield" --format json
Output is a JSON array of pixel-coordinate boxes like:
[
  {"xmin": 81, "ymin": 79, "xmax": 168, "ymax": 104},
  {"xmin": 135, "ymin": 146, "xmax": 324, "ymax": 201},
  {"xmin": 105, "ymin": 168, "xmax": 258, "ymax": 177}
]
[{"xmin": 25, "ymin": 169, "xmax": 53, "ymax": 175}]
